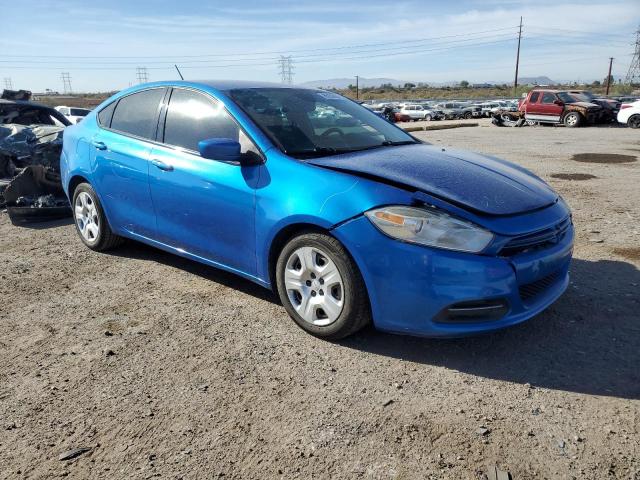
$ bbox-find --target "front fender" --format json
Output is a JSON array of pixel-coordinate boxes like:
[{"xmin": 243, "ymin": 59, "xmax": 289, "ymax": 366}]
[{"xmin": 254, "ymin": 151, "xmax": 412, "ymax": 283}]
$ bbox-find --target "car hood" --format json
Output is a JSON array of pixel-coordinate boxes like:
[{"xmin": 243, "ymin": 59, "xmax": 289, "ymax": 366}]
[
  {"xmin": 307, "ymin": 144, "xmax": 558, "ymax": 216},
  {"xmin": 569, "ymin": 101, "xmax": 601, "ymax": 109}
]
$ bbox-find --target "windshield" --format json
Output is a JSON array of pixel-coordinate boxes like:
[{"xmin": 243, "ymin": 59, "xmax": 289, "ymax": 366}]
[
  {"xmin": 228, "ymin": 88, "xmax": 417, "ymax": 158},
  {"xmin": 70, "ymin": 108, "xmax": 90, "ymax": 116},
  {"xmin": 557, "ymin": 92, "xmax": 579, "ymax": 103}
]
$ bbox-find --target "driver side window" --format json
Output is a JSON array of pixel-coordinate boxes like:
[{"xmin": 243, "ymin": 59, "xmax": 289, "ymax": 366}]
[{"xmin": 163, "ymin": 89, "xmax": 240, "ymax": 152}]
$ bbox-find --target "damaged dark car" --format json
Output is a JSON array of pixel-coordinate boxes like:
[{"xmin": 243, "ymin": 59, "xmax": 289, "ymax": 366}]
[{"xmin": 0, "ymin": 96, "xmax": 72, "ymax": 223}]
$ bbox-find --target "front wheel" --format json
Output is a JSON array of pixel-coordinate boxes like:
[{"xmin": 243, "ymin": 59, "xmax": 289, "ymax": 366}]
[
  {"xmin": 72, "ymin": 183, "xmax": 123, "ymax": 251},
  {"xmin": 276, "ymin": 232, "xmax": 370, "ymax": 340},
  {"xmin": 564, "ymin": 112, "xmax": 583, "ymax": 128},
  {"xmin": 628, "ymin": 115, "xmax": 640, "ymax": 129},
  {"xmin": 424, "ymin": 114, "xmax": 432, "ymax": 121}
]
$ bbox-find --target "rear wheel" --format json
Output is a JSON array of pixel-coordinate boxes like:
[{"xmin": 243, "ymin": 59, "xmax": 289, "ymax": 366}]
[
  {"xmin": 276, "ymin": 232, "xmax": 370, "ymax": 340},
  {"xmin": 563, "ymin": 112, "xmax": 583, "ymax": 128},
  {"xmin": 72, "ymin": 183, "xmax": 123, "ymax": 251},
  {"xmin": 628, "ymin": 114, "xmax": 640, "ymax": 129},
  {"xmin": 464, "ymin": 111, "xmax": 473, "ymax": 119}
]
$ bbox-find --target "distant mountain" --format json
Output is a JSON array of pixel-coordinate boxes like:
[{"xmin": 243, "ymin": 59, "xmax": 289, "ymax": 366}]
[
  {"xmin": 516, "ymin": 76, "xmax": 557, "ymax": 85},
  {"xmin": 300, "ymin": 77, "xmax": 406, "ymax": 89},
  {"xmin": 301, "ymin": 75, "xmax": 558, "ymax": 89}
]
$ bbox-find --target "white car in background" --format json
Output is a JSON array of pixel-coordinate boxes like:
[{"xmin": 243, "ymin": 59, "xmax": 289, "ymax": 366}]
[
  {"xmin": 399, "ymin": 104, "xmax": 439, "ymax": 121},
  {"xmin": 617, "ymin": 100, "xmax": 640, "ymax": 129},
  {"xmin": 54, "ymin": 106, "xmax": 91, "ymax": 124}
]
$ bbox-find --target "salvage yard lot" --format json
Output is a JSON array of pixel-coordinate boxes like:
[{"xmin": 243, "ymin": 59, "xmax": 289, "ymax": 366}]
[{"xmin": 1, "ymin": 123, "xmax": 638, "ymax": 479}]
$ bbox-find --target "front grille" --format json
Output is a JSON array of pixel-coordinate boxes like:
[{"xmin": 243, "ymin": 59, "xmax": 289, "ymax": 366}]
[
  {"xmin": 519, "ymin": 271, "xmax": 561, "ymax": 302},
  {"xmin": 500, "ymin": 216, "xmax": 571, "ymax": 256}
]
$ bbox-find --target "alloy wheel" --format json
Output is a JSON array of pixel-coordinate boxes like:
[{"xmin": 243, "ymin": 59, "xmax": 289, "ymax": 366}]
[
  {"xmin": 284, "ymin": 246, "xmax": 344, "ymax": 326},
  {"xmin": 74, "ymin": 191, "xmax": 100, "ymax": 243}
]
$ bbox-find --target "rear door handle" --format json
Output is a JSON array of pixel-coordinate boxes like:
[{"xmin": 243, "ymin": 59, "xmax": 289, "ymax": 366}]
[
  {"xmin": 92, "ymin": 141, "xmax": 107, "ymax": 150},
  {"xmin": 151, "ymin": 159, "xmax": 174, "ymax": 171}
]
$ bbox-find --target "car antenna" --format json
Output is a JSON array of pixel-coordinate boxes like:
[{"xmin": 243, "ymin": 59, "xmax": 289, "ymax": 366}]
[{"xmin": 174, "ymin": 64, "xmax": 184, "ymax": 80}]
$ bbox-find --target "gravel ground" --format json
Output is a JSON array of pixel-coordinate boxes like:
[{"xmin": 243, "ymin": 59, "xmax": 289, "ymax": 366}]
[{"xmin": 1, "ymin": 120, "xmax": 638, "ymax": 480}]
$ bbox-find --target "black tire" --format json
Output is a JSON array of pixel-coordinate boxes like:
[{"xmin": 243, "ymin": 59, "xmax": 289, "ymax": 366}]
[
  {"xmin": 72, "ymin": 182, "xmax": 124, "ymax": 251},
  {"xmin": 628, "ymin": 115, "xmax": 640, "ymax": 129},
  {"xmin": 275, "ymin": 232, "xmax": 370, "ymax": 340},
  {"xmin": 563, "ymin": 112, "xmax": 583, "ymax": 128},
  {"xmin": 424, "ymin": 114, "xmax": 432, "ymax": 121},
  {"xmin": 464, "ymin": 111, "xmax": 473, "ymax": 119}
]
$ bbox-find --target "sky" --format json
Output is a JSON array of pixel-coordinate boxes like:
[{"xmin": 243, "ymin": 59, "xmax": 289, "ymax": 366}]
[{"xmin": 1, "ymin": 0, "xmax": 639, "ymax": 92}]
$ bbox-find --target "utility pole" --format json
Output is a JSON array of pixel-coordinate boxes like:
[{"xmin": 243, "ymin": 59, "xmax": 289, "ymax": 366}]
[
  {"xmin": 513, "ymin": 16, "xmax": 523, "ymax": 94},
  {"xmin": 355, "ymin": 75, "xmax": 359, "ymax": 100},
  {"xmin": 605, "ymin": 57, "xmax": 614, "ymax": 95},
  {"xmin": 3, "ymin": 77, "xmax": 12, "ymax": 90},
  {"xmin": 625, "ymin": 27, "xmax": 640, "ymax": 84},
  {"xmin": 277, "ymin": 56, "xmax": 294, "ymax": 84},
  {"xmin": 136, "ymin": 67, "xmax": 149, "ymax": 84},
  {"xmin": 61, "ymin": 72, "xmax": 72, "ymax": 94}
]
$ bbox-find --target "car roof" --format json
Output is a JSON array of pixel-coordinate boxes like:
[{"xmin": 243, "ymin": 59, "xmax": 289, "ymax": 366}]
[{"xmin": 129, "ymin": 80, "xmax": 317, "ymax": 92}]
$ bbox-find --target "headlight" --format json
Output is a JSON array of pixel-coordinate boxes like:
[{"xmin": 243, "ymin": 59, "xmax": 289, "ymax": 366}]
[{"xmin": 365, "ymin": 206, "xmax": 494, "ymax": 253}]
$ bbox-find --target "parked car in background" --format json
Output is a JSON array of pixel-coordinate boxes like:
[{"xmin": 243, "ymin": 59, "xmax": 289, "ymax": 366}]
[
  {"xmin": 519, "ymin": 89, "xmax": 602, "ymax": 127},
  {"xmin": 399, "ymin": 104, "xmax": 443, "ymax": 121},
  {"xmin": 460, "ymin": 104, "xmax": 482, "ymax": 119},
  {"xmin": 433, "ymin": 102, "xmax": 465, "ymax": 119},
  {"xmin": 566, "ymin": 90, "xmax": 619, "ymax": 122},
  {"xmin": 55, "ymin": 106, "xmax": 92, "ymax": 124},
  {"xmin": 477, "ymin": 102, "xmax": 503, "ymax": 117},
  {"xmin": 61, "ymin": 80, "xmax": 573, "ymax": 339},
  {"xmin": 617, "ymin": 100, "xmax": 640, "ymax": 128}
]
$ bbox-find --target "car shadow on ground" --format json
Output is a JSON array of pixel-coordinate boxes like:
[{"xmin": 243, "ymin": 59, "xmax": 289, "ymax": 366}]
[
  {"xmin": 11, "ymin": 217, "xmax": 73, "ymax": 229},
  {"xmin": 340, "ymin": 258, "xmax": 640, "ymax": 400},
  {"xmin": 104, "ymin": 239, "xmax": 639, "ymax": 400},
  {"xmin": 105, "ymin": 240, "xmax": 280, "ymax": 304}
]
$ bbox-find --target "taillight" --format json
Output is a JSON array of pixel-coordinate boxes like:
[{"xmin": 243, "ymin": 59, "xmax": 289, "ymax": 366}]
[{"xmin": 620, "ymin": 104, "xmax": 632, "ymax": 110}]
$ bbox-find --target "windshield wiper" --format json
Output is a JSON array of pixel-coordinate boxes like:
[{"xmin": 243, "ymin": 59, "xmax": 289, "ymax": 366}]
[
  {"xmin": 380, "ymin": 140, "xmax": 419, "ymax": 146},
  {"xmin": 288, "ymin": 141, "xmax": 418, "ymax": 158}
]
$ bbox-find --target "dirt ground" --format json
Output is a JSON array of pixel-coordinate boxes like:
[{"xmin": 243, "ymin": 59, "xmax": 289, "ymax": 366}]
[{"xmin": 1, "ymin": 120, "xmax": 638, "ymax": 480}]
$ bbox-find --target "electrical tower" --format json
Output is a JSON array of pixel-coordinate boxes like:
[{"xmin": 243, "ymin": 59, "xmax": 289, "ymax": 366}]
[
  {"xmin": 625, "ymin": 27, "xmax": 640, "ymax": 85},
  {"xmin": 3, "ymin": 77, "xmax": 12, "ymax": 90},
  {"xmin": 61, "ymin": 72, "xmax": 72, "ymax": 94},
  {"xmin": 278, "ymin": 56, "xmax": 294, "ymax": 84},
  {"xmin": 136, "ymin": 67, "xmax": 149, "ymax": 84}
]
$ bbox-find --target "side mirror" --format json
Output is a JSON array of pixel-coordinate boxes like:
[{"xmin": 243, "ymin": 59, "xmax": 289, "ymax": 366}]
[
  {"xmin": 198, "ymin": 138, "xmax": 241, "ymax": 163},
  {"xmin": 554, "ymin": 100, "xmax": 564, "ymax": 106}
]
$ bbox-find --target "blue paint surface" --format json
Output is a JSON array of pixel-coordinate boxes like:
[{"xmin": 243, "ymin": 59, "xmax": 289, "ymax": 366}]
[{"xmin": 61, "ymin": 80, "xmax": 573, "ymax": 337}]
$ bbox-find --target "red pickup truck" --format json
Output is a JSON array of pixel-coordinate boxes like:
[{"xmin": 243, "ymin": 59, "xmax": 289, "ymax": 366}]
[{"xmin": 518, "ymin": 89, "xmax": 602, "ymax": 127}]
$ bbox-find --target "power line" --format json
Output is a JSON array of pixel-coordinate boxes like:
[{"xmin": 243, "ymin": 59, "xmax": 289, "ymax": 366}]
[
  {"xmin": 136, "ymin": 66, "xmax": 149, "ymax": 83},
  {"xmin": 625, "ymin": 27, "xmax": 640, "ymax": 84},
  {"xmin": 0, "ymin": 26, "xmax": 522, "ymax": 60},
  {"xmin": 3, "ymin": 77, "xmax": 12, "ymax": 90},
  {"xmin": 61, "ymin": 72, "xmax": 72, "ymax": 93},
  {"xmin": 0, "ymin": 31, "xmax": 521, "ymax": 66},
  {"xmin": 278, "ymin": 56, "xmax": 293, "ymax": 84}
]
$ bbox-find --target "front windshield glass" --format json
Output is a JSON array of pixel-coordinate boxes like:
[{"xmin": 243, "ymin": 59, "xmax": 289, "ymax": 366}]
[
  {"xmin": 228, "ymin": 88, "xmax": 417, "ymax": 158},
  {"xmin": 557, "ymin": 92, "xmax": 579, "ymax": 103}
]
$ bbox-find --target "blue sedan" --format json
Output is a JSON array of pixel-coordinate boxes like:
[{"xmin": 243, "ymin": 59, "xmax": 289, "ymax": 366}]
[{"xmin": 60, "ymin": 81, "xmax": 573, "ymax": 339}]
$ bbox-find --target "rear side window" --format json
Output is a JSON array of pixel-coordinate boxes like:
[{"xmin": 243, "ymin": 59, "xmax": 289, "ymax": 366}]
[
  {"xmin": 110, "ymin": 88, "xmax": 165, "ymax": 140},
  {"xmin": 163, "ymin": 88, "xmax": 239, "ymax": 152},
  {"xmin": 542, "ymin": 92, "xmax": 556, "ymax": 104},
  {"xmin": 529, "ymin": 92, "xmax": 540, "ymax": 103},
  {"xmin": 97, "ymin": 101, "xmax": 116, "ymax": 127}
]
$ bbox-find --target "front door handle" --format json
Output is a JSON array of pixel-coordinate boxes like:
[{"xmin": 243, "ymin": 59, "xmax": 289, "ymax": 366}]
[
  {"xmin": 92, "ymin": 141, "xmax": 107, "ymax": 150},
  {"xmin": 151, "ymin": 159, "xmax": 174, "ymax": 171}
]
